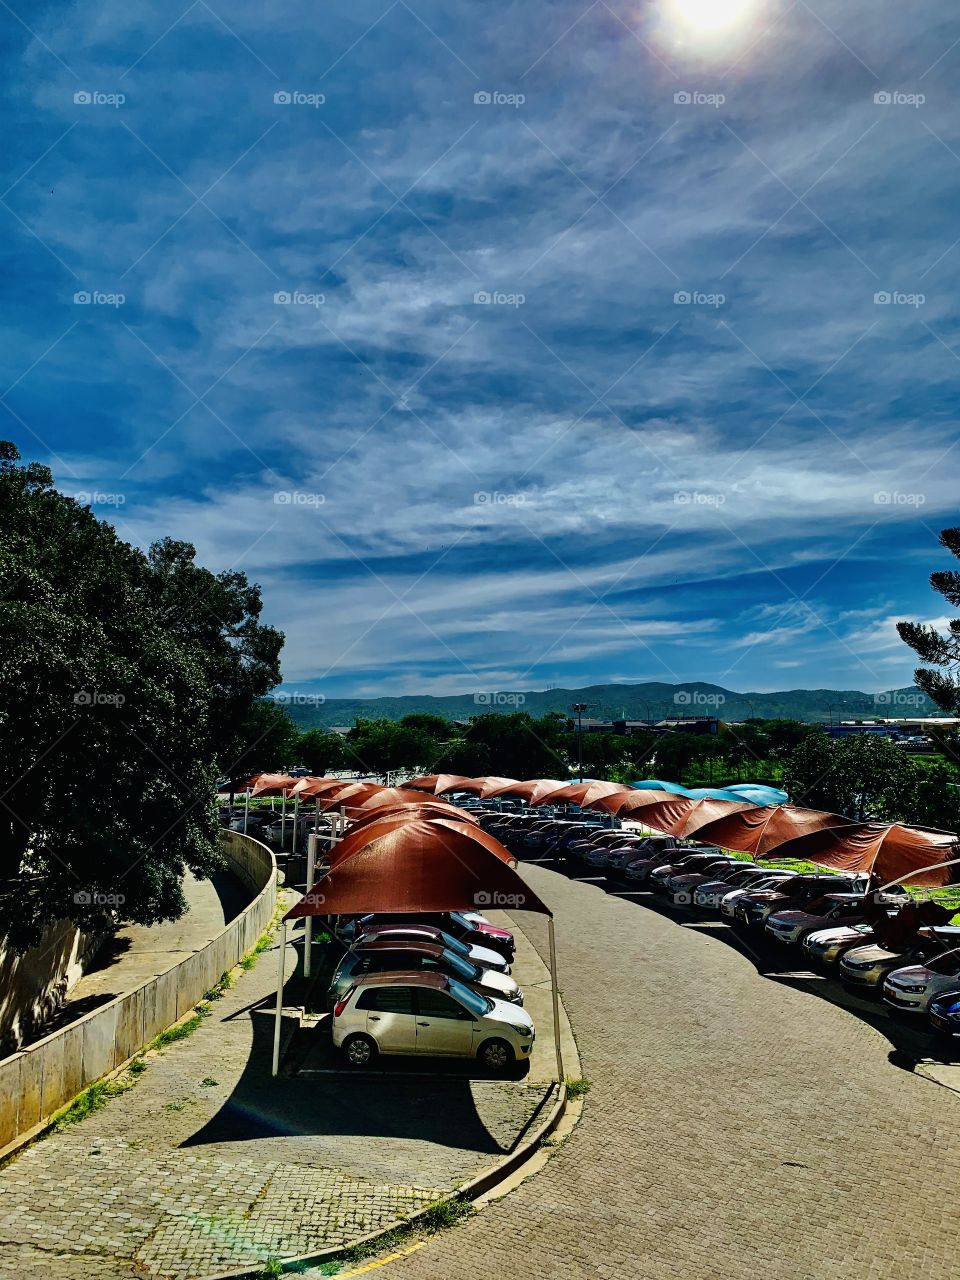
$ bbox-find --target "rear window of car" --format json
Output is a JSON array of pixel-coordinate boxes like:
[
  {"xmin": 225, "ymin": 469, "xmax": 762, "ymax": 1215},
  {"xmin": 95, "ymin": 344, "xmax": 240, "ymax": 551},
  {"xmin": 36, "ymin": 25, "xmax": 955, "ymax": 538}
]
[{"xmin": 354, "ymin": 986, "xmax": 415, "ymax": 1014}]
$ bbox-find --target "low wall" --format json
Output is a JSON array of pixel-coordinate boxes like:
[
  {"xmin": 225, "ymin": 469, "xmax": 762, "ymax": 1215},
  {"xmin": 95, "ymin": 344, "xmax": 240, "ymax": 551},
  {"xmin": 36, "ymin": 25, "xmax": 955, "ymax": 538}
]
[
  {"xmin": 0, "ymin": 919, "xmax": 101, "ymax": 1056},
  {"xmin": 0, "ymin": 831, "xmax": 276, "ymax": 1156}
]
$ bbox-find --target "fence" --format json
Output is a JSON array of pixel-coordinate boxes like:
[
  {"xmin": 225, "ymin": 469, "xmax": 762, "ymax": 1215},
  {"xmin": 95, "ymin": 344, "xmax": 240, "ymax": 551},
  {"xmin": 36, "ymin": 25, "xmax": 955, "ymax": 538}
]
[{"xmin": 0, "ymin": 831, "xmax": 276, "ymax": 1157}]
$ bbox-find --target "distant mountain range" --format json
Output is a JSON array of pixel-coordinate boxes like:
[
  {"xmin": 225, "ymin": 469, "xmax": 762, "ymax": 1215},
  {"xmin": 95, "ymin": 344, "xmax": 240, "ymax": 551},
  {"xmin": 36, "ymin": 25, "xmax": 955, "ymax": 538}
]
[{"xmin": 279, "ymin": 681, "xmax": 943, "ymax": 730}]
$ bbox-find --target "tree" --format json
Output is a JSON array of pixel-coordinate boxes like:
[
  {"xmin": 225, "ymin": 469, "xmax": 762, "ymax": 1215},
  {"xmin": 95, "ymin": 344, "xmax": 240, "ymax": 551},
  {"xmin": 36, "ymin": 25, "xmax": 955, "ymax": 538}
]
[
  {"xmin": 345, "ymin": 719, "xmax": 436, "ymax": 779},
  {"xmin": 398, "ymin": 713, "xmax": 452, "ymax": 739},
  {"xmin": 783, "ymin": 733, "xmax": 920, "ymax": 821},
  {"xmin": 462, "ymin": 713, "xmax": 568, "ymax": 779},
  {"xmin": 0, "ymin": 442, "xmax": 283, "ymax": 948},
  {"xmin": 898, "ymin": 526, "xmax": 960, "ymax": 713},
  {"xmin": 652, "ymin": 733, "xmax": 710, "ymax": 785},
  {"xmin": 911, "ymin": 762, "xmax": 960, "ymax": 832},
  {"xmin": 294, "ymin": 726, "xmax": 346, "ymax": 776}
]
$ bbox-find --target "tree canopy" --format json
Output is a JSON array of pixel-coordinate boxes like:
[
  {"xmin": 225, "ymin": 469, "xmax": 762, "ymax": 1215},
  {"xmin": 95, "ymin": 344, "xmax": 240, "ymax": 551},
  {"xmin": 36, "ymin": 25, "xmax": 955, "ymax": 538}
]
[
  {"xmin": 0, "ymin": 443, "xmax": 283, "ymax": 948},
  {"xmin": 898, "ymin": 526, "xmax": 960, "ymax": 713}
]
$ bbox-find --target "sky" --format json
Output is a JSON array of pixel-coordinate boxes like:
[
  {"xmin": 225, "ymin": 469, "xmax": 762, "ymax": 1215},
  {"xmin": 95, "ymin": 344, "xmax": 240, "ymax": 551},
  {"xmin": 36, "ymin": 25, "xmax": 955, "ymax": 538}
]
[{"xmin": 2, "ymin": 0, "xmax": 959, "ymax": 702}]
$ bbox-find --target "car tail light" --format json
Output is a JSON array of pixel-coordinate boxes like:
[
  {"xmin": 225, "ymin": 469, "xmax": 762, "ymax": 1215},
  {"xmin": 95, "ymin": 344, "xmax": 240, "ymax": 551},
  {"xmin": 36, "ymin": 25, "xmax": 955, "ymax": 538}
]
[{"xmin": 333, "ymin": 989, "xmax": 353, "ymax": 1017}]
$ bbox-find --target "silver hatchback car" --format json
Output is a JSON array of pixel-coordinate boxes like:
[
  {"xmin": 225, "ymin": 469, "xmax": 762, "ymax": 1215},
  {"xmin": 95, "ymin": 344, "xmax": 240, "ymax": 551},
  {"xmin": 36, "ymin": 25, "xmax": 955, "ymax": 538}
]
[{"xmin": 332, "ymin": 971, "xmax": 536, "ymax": 1070}]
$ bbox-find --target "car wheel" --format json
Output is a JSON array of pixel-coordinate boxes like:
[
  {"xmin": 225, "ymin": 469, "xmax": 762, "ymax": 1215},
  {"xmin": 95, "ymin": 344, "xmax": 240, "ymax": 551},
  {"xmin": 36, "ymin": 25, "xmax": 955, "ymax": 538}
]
[
  {"xmin": 342, "ymin": 1034, "xmax": 376, "ymax": 1067},
  {"xmin": 478, "ymin": 1038, "xmax": 514, "ymax": 1071}
]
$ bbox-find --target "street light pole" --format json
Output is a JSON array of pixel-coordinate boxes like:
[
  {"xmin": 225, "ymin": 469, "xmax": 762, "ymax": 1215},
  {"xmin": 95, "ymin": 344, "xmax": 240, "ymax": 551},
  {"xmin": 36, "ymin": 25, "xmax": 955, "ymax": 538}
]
[{"xmin": 572, "ymin": 703, "xmax": 588, "ymax": 781}]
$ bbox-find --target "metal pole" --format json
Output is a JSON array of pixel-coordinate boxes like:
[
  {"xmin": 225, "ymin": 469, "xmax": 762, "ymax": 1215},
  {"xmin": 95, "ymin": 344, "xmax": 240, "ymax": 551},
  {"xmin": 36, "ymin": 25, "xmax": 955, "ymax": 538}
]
[
  {"xmin": 292, "ymin": 794, "xmax": 300, "ymax": 854},
  {"xmin": 243, "ymin": 788, "xmax": 249, "ymax": 835},
  {"xmin": 548, "ymin": 916, "xmax": 564, "ymax": 1086},
  {"xmin": 304, "ymin": 833, "xmax": 316, "ymax": 978},
  {"xmin": 281, "ymin": 791, "xmax": 287, "ymax": 850},
  {"xmin": 271, "ymin": 921, "xmax": 287, "ymax": 1077},
  {"xmin": 875, "ymin": 852, "xmax": 960, "ymax": 896}
]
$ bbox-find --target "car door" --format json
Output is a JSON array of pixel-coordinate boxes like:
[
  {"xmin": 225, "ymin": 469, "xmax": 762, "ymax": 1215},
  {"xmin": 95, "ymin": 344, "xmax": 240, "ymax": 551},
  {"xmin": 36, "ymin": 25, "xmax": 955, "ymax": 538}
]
[
  {"xmin": 353, "ymin": 985, "xmax": 417, "ymax": 1054},
  {"xmin": 413, "ymin": 988, "xmax": 478, "ymax": 1056}
]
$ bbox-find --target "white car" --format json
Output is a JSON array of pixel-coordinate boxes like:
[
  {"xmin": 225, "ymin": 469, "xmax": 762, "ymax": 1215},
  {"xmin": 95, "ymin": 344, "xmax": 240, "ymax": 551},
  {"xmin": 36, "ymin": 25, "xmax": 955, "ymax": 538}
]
[
  {"xmin": 883, "ymin": 947, "xmax": 960, "ymax": 1012},
  {"xmin": 332, "ymin": 972, "xmax": 535, "ymax": 1070}
]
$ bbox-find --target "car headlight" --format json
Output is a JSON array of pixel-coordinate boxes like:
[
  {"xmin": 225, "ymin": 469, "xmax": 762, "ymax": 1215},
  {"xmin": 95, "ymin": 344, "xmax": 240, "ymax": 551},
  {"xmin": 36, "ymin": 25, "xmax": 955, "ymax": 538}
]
[
  {"xmin": 903, "ymin": 984, "xmax": 928, "ymax": 993},
  {"xmin": 516, "ymin": 1025, "xmax": 534, "ymax": 1038}
]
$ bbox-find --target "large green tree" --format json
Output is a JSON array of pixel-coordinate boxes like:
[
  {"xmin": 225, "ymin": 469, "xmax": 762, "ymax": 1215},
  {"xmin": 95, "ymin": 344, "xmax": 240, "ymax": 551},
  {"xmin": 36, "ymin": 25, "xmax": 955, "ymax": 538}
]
[
  {"xmin": 0, "ymin": 443, "xmax": 283, "ymax": 947},
  {"xmin": 898, "ymin": 526, "xmax": 960, "ymax": 713},
  {"xmin": 295, "ymin": 726, "xmax": 347, "ymax": 775},
  {"xmin": 784, "ymin": 732, "xmax": 919, "ymax": 821}
]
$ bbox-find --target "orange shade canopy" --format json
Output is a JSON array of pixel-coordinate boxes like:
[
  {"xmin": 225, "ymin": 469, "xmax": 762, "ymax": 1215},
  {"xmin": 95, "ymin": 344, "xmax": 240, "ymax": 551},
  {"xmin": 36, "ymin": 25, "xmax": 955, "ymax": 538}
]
[
  {"xmin": 354, "ymin": 786, "xmax": 438, "ymax": 811},
  {"xmin": 646, "ymin": 796, "xmax": 759, "ymax": 839},
  {"xmin": 583, "ymin": 788, "xmax": 673, "ymax": 816},
  {"xmin": 403, "ymin": 775, "xmax": 444, "ymax": 792},
  {"xmin": 760, "ymin": 822, "xmax": 958, "ymax": 887},
  {"xmin": 532, "ymin": 781, "xmax": 631, "ymax": 807},
  {"xmin": 249, "ymin": 772, "xmax": 296, "ymax": 797},
  {"xmin": 288, "ymin": 776, "xmax": 342, "ymax": 797},
  {"xmin": 693, "ymin": 804, "xmax": 854, "ymax": 857},
  {"xmin": 347, "ymin": 801, "xmax": 479, "ymax": 829},
  {"xmin": 436, "ymin": 776, "xmax": 513, "ymax": 796},
  {"xmin": 482, "ymin": 778, "xmax": 567, "ymax": 802},
  {"xmin": 315, "ymin": 783, "xmax": 384, "ymax": 813},
  {"xmin": 284, "ymin": 817, "xmax": 550, "ymax": 918}
]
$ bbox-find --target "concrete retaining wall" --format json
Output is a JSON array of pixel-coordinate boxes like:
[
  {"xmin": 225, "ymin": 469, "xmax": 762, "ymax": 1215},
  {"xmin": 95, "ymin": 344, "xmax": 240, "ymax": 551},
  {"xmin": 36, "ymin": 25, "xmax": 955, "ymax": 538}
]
[
  {"xmin": 0, "ymin": 919, "xmax": 99, "ymax": 1055},
  {"xmin": 0, "ymin": 831, "xmax": 275, "ymax": 1157}
]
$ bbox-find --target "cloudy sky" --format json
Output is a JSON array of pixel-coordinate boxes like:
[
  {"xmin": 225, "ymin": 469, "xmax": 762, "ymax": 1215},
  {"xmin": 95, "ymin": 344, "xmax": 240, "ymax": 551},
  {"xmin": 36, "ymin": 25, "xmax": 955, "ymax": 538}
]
[{"xmin": 3, "ymin": 0, "xmax": 958, "ymax": 699}]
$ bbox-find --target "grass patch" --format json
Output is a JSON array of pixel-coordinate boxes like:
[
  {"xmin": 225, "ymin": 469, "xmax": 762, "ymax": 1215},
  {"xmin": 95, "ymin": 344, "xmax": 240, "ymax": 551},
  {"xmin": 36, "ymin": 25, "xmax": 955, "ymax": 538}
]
[
  {"xmin": 149, "ymin": 1008, "xmax": 208, "ymax": 1051},
  {"xmin": 55, "ymin": 1072, "xmax": 138, "ymax": 1128},
  {"xmin": 257, "ymin": 1260, "xmax": 284, "ymax": 1279},
  {"xmin": 200, "ymin": 1076, "xmax": 218, "ymax": 1088},
  {"xmin": 338, "ymin": 1195, "xmax": 474, "ymax": 1267},
  {"xmin": 565, "ymin": 1077, "xmax": 591, "ymax": 1099}
]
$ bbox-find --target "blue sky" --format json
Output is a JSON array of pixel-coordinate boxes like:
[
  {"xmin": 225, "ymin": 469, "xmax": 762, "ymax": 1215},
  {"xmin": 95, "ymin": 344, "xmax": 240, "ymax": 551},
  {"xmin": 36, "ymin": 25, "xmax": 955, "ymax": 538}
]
[{"xmin": 3, "ymin": 0, "xmax": 959, "ymax": 700}]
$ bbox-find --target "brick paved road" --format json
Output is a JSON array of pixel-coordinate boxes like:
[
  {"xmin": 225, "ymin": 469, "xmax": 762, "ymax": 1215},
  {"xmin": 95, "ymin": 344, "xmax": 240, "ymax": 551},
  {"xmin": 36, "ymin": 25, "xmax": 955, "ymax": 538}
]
[
  {"xmin": 379, "ymin": 863, "xmax": 960, "ymax": 1280},
  {"xmin": 0, "ymin": 912, "xmax": 549, "ymax": 1279}
]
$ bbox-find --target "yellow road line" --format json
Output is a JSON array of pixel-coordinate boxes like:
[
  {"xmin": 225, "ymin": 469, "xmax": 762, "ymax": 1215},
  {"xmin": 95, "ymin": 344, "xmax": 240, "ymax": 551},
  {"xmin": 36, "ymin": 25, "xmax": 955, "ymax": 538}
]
[{"xmin": 336, "ymin": 1241, "xmax": 426, "ymax": 1276}]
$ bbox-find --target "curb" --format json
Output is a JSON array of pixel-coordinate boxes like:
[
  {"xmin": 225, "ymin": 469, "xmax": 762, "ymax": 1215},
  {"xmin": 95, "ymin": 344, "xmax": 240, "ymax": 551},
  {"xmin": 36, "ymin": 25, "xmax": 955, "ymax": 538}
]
[{"xmin": 203, "ymin": 1081, "xmax": 568, "ymax": 1280}]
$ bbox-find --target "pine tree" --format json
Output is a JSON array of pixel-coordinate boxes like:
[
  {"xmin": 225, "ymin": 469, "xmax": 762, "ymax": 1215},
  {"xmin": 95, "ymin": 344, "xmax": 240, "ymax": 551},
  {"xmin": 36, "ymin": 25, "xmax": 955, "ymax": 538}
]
[{"xmin": 897, "ymin": 528, "xmax": 960, "ymax": 713}]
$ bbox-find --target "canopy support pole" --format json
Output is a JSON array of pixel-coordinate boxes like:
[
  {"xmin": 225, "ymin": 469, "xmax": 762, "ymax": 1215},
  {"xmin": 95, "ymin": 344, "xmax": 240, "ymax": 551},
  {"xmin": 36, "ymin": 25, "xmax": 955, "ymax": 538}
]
[
  {"xmin": 304, "ymin": 834, "xmax": 316, "ymax": 978},
  {"xmin": 548, "ymin": 915, "xmax": 563, "ymax": 1086},
  {"xmin": 281, "ymin": 792, "xmax": 287, "ymax": 849},
  {"xmin": 243, "ymin": 788, "xmax": 249, "ymax": 835},
  {"xmin": 875, "ymin": 852, "xmax": 960, "ymax": 896},
  {"xmin": 292, "ymin": 794, "xmax": 300, "ymax": 854},
  {"xmin": 271, "ymin": 921, "xmax": 287, "ymax": 1077}
]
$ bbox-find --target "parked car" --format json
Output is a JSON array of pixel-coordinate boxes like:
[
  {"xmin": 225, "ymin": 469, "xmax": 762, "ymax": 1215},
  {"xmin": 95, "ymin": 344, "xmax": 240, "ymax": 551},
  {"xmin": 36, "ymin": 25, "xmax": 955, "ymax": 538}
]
[
  {"xmin": 621, "ymin": 841, "xmax": 684, "ymax": 885},
  {"xmin": 356, "ymin": 924, "xmax": 511, "ymax": 973},
  {"xmin": 732, "ymin": 873, "xmax": 873, "ymax": 928},
  {"xmin": 352, "ymin": 911, "xmax": 514, "ymax": 961},
  {"xmin": 765, "ymin": 893, "xmax": 876, "ymax": 946},
  {"xmin": 693, "ymin": 865, "xmax": 775, "ymax": 910},
  {"xmin": 883, "ymin": 947, "xmax": 960, "ymax": 1012},
  {"xmin": 928, "ymin": 988, "xmax": 960, "ymax": 1035},
  {"xmin": 327, "ymin": 940, "xmax": 522, "ymax": 1008},
  {"xmin": 332, "ymin": 972, "xmax": 536, "ymax": 1069},
  {"xmin": 665, "ymin": 858, "xmax": 747, "ymax": 904},
  {"xmin": 841, "ymin": 926, "xmax": 960, "ymax": 990},
  {"xmin": 802, "ymin": 922, "xmax": 880, "ymax": 966},
  {"xmin": 648, "ymin": 852, "xmax": 738, "ymax": 895}
]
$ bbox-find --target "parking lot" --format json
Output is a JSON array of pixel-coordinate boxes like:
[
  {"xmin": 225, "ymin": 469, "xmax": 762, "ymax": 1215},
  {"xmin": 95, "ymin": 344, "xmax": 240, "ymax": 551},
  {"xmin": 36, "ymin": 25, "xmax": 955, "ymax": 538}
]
[{"xmin": 379, "ymin": 856, "xmax": 960, "ymax": 1280}]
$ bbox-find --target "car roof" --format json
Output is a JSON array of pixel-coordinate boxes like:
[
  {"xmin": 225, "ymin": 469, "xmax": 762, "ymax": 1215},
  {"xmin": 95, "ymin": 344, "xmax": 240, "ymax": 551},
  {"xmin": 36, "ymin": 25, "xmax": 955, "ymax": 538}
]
[
  {"xmin": 352, "ymin": 940, "xmax": 444, "ymax": 958},
  {"xmin": 361, "ymin": 924, "xmax": 443, "ymax": 940},
  {"xmin": 351, "ymin": 970, "xmax": 449, "ymax": 990}
]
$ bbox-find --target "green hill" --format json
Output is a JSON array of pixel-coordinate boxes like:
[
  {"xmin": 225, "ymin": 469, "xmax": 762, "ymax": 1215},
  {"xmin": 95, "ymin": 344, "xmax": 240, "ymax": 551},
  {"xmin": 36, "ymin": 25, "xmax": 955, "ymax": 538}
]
[{"xmin": 280, "ymin": 681, "xmax": 942, "ymax": 730}]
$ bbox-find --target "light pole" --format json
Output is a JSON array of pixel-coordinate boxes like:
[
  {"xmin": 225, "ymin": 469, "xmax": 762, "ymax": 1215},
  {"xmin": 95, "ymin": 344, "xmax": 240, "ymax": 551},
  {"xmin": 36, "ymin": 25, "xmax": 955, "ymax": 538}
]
[{"xmin": 572, "ymin": 703, "xmax": 588, "ymax": 781}]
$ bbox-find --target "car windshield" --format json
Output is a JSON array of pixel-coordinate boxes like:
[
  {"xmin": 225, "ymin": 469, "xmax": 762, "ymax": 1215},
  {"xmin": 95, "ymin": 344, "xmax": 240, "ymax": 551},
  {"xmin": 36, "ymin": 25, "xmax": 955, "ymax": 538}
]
[
  {"xmin": 442, "ymin": 949, "xmax": 478, "ymax": 981},
  {"xmin": 928, "ymin": 949, "xmax": 960, "ymax": 976},
  {"xmin": 436, "ymin": 930, "xmax": 470, "ymax": 956},
  {"xmin": 447, "ymin": 978, "xmax": 491, "ymax": 1016}
]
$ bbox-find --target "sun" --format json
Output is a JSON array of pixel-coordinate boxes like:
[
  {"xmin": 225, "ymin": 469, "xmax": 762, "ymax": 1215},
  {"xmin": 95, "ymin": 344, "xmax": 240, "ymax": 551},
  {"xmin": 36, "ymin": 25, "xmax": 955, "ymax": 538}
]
[{"xmin": 669, "ymin": 0, "xmax": 757, "ymax": 32}]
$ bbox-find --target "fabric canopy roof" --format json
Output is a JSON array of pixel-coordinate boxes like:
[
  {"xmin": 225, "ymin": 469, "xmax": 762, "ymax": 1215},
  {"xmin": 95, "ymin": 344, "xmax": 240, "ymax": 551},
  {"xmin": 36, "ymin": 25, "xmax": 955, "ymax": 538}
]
[
  {"xmin": 692, "ymin": 803, "xmax": 854, "ymax": 857},
  {"xmin": 432, "ymin": 774, "xmax": 485, "ymax": 795},
  {"xmin": 482, "ymin": 778, "xmax": 566, "ymax": 802},
  {"xmin": 629, "ymin": 779, "xmax": 689, "ymax": 794},
  {"xmin": 285, "ymin": 816, "xmax": 550, "ymax": 918},
  {"xmin": 315, "ymin": 783, "xmax": 384, "ymax": 813},
  {"xmin": 647, "ymin": 796, "xmax": 760, "ymax": 839},
  {"xmin": 532, "ymin": 780, "xmax": 630, "ymax": 807},
  {"xmin": 354, "ymin": 786, "xmax": 434, "ymax": 811},
  {"xmin": 288, "ymin": 777, "xmax": 344, "ymax": 798},
  {"xmin": 249, "ymin": 772, "xmax": 296, "ymax": 797},
  {"xmin": 761, "ymin": 822, "xmax": 958, "ymax": 887},
  {"xmin": 403, "ymin": 775, "xmax": 444, "ymax": 792},
  {"xmin": 346, "ymin": 801, "xmax": 479, "ymax": 829},
  {"xmin": 583, "ymin": 788, "xmax": 674, "ymax": 816}
]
